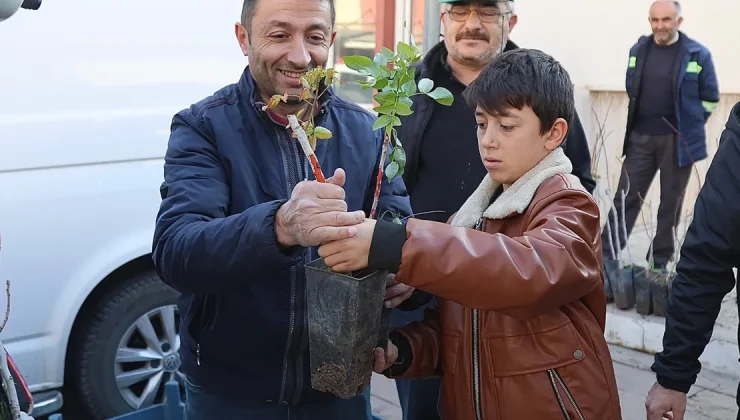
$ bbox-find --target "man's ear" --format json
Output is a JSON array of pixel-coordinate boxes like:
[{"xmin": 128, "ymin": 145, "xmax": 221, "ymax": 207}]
[
  {"xmin": 330, "ymin": 31, "xmax": 337, "ymax": 47},
  {"xmin": 508, "ymin": 14, "xmax": 518, "ymax": 33},
  {"xmin": 544, "ymin": 118, "xmax": 568, "ymax": 151},
  {"xmin": 235, "ymin": 22, "xmax": 249, "ymax": 56}
]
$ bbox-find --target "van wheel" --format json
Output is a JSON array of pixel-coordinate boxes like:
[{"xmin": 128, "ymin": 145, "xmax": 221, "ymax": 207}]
[{"xmin": 71, "ymin": 271, "xmax": 183, "ymax": 418}]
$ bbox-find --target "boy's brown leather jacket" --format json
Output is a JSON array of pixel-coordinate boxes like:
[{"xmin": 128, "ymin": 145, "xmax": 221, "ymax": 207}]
[{"xmin": 390, "ymin": 150, "xmax": 622, "ymax": 419}]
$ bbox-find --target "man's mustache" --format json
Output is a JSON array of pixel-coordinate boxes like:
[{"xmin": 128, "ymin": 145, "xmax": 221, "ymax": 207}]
[{"xmin": 456, "ymin": 31, "xmax": 490, "ymax": 42}]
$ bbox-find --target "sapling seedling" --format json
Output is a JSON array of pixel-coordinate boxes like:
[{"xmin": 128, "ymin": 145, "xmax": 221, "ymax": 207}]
[{"xmin": 264, "ymin": 36, "xmax": 454, "ymax": 220}]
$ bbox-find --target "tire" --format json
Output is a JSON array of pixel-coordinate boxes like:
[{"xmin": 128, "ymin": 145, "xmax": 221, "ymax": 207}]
[{"xmin": 70, "ymin": 270, "xmax": 183, "ymax": 419}]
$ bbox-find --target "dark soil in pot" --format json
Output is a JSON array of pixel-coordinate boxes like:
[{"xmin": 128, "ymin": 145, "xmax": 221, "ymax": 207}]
[
  {"xmin": 651, "ymin": 271, "xmax": 674, "ymax": 317},
  {"xmin": 605, "ymin": 259, "xmax": 634, "ymax": 309},
  {"xmin": 603, "ymin": 266, "xmax": 614, "ymax": 302},
  {"xmin": 633, "ymin": 266, "xmax": 654, "ymax": 315},
  {"xmin": 305, "ymin": 258, "xmax": 388, "ymax": 399}
]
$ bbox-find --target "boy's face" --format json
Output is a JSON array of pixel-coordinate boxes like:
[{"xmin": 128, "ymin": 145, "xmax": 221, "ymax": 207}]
[{"xmin": 475, "ymin": 106, "xmax": 568, "ymax": 188}]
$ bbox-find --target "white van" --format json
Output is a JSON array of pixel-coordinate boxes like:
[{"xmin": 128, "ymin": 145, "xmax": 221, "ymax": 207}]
[{"xmin": 0, "ymin": 1, "xmax": 248, "ymax": 417}]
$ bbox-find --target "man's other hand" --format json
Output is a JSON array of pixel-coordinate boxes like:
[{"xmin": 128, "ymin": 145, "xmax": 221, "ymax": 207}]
[
  {"xmin": 384, "ymin": 275, "xmax": 415, "ymax": 308},
  {"xmin": 373, "ymin": 341, "xmax": 398, "ymax": 374},
  {"xmin": 275, "ymin": 168, "xmax": 365, "ymax": 248},
  {"xmin": 645, "ymin": 382, "xmax": 687, "ymax": 420}
]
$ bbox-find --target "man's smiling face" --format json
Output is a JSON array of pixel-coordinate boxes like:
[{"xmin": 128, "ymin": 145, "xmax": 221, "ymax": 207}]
[{"xmin": 236, "ymin": 0, "xmax": 334, "ymax": 105}]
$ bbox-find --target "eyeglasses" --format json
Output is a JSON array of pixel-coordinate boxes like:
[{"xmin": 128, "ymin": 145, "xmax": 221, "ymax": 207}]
[{"xmin": 445, "ymin": 8, "xmax": 511, "ymax": 23}]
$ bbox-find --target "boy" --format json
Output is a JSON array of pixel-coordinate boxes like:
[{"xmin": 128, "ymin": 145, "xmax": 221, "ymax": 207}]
[{"xmin": 317, "ymin": 48, "xmax": 621, "ymax": 419}]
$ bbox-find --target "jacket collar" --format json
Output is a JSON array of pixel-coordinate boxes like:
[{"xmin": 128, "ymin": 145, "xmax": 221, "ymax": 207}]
[
  {"xmin": 451, "ymin": 148, "xmax": 573, "ymax": 227},
  {"xmin": 638, "ymin": 31, "xmax": 699, "ymax": 53}
]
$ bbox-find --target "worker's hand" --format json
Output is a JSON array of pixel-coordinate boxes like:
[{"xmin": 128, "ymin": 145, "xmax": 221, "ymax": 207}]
[
  {"xmin": 275, "ymin": 168, "xmax": 365, "ymax": 248},
  {"xmin": 645, "ymin": 382, "xmax": 687, "ymax": 420},
  {"xmin": 384, "ymin": 275, "xmax": 415, "ymax": 308},
  {"xmin": 373, "ymin": 340, "xmax": 398, "ymax": 374}
]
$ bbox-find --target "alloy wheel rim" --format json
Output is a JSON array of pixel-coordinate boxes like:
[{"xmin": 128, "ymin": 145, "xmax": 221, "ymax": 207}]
[{"xmin": 114, "ymin": 305, "xmax": 183, "ymax": 410}]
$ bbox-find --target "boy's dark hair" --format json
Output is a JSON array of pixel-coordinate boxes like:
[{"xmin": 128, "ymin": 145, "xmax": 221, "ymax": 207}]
[
  {"xmin": 241, "ymin": 0, "xmax": 336, "ymax": 36},
  {"xmin": 463, "ymin": 48, "xmax": 575, "ymax": 136}
]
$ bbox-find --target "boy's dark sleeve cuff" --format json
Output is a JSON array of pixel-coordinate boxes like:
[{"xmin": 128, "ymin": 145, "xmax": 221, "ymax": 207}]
[
  {"xmin": 383, "ymin": 329, "xmax": 413, "ymax": 377},
  {"xmin": 368, "ymin": 219, "xmax": 407, "ymax": 274}
]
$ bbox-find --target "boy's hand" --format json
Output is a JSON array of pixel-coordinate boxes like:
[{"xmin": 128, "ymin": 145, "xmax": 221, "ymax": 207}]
[
  {"xmin": 318, "ymin": 219, "xmax": 376, "ymax": 272},
  {"xmin": 373, "ymin": 341, "xmax": 398, "ymax": 373}
]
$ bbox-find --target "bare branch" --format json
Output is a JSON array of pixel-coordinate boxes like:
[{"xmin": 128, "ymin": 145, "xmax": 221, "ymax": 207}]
[{"xmin": 0, "ymin": 281, "xmax": 8, "ymax": 334}]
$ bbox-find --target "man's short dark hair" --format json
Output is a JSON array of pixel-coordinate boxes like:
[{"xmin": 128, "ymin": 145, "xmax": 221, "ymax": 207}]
[
  {"xmin": 463, "ymin": 48, "xmax": 575, "ymax": 135},
  {"xmin": 241, "ymin": 0, "xmax": 336, "ymax": 34}
]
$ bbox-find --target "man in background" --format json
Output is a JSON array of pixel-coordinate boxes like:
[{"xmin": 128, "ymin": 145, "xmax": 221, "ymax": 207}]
[
  {"xmin": 602, "ymin": 0, "xmax": 719, "ymax": 272},
  {"xmin": 389, "ymin": 1, "xmax": 596, "ymax": 419}
]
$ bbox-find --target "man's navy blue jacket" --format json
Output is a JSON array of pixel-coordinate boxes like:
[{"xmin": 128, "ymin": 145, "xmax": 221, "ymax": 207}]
[
  {"xmin": 652, "ymin": 102, "xmax": 740, "ymax": 399},
  {"xmin": 625, "ymin": 32, "xmax": 720, "ymax": 167},
  {"xmin": 152, "ymin": 68, "xmax": 412, "ymax": 405}
]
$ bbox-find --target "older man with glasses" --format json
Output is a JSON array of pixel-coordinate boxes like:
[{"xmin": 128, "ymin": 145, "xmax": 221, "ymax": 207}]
[{"xmin": 388, "ymin": 1, "xmax": 596, "ymax": 419}]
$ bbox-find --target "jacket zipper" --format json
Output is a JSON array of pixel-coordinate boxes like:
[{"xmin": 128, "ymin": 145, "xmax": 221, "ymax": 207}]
[
  {"xmin": 276, "ymin": 126, "xmax": 302, "ymax": 404},
  {"xmin": 547, "ymin": 369, "xmax": 586, "ymax": 420},
  {"xmin": 290, "ymin": 134, "xmax": 307, "ymax": 404},
  {"xmin": 472, "ymin": 217, "xmax": 484, "ymax": 420}
]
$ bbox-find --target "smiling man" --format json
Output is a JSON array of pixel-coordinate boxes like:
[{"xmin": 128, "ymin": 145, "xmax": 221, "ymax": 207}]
[{"xmin": 151, "ymin": 0, "xmax": 412, "ymax": 419}]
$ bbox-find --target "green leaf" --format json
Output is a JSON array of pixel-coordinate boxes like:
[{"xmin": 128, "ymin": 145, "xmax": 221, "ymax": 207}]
[
  {"xmin": 373, "ymin": 52, "xmax": 388, "ymax": 67},
  {"xmin": 381, "ymin": 47, "xmax": 396, "ymax": 60},
  {"xmin": 385, "ymin": 161, "xmax": 400, "ymax": 181},
  {"xmin": 373, "ymin": 78, "xmax": 389, "ymax": 90},
  {"xmin": 391, "ymin": 115, "xmax": 402, "ymax": 127},
  {"xmin": 392, "ymin": 215, "xmax": 403, "ymax": 225},
  {"xmin": 427, "ymin": 87, "xmax": 454, "ymax": 106},
  {"xmin": 402, "ymin": 80, "xmax": 417, "ymax": 96},
  {"xmin": 398, "ymin": 96, "xmax": 414, "ymax": 108},
  {"xmin": 372, "ymin": 114, "xmax": 394, "ymax": 131},
  {"xmin": 374, "ymin": 90, "xmax": 397, "ymax": 106},
  {"xmin": 313, "ymin": 126, "xmax": 332, "ymax": 139},
  {"xmin": 418, "ymin": 78, "xmax": 434, "ymax": 94},
  {"xmin": 343, "ymin": 55, "xmax": 373, "ymax": 72},
  {"xmin": 392, "ymin": 147, "xmax": 407, "ymax": 168},
  {"xmin": 394, "ymin": 102, "xmax": 413, "ymax": 116},
  {"xmin": 397, "ymin": 41, "xmax": 417, "ymax": 61},
  {"xmin": 395, "ymin": 68, "xmax": 413, "ymax": 89},
  {"xmin": 366, "ymin": 64, "xmax": 382, "ymax": 79},
  {"xmin": 373, "ymin": 104, "xmax": 395, "ymax": 115}
]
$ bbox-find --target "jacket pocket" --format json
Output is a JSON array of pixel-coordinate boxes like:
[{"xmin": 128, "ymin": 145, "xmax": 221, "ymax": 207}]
[
  {"xmin": 187, "ymin": 294, "xmax": 218, "ymax": 345},
  {"xmin": 486, "ymin": 321, "xmax": 584, "ymax": 377},
  {"xmin": 547, "ymin": 368, "xmax": 586, "ymax": 420}
]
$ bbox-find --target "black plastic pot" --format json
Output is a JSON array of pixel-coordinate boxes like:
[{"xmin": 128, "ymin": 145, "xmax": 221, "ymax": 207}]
[
  {"xmin": 651, "ymin": 271, "xmax": 674, "ymax": 317},
  {"xmin": 605, "ymin": 259, "xmax": 633, "ymax": 309},
  {"xmin": 602, "ymin": 266, "xmax": 614, "ymax": 302},
  {"xmin": 633, "ymin": 266, "xmax": 653, "ymax": 315},
  {"xmin": 305, "ymin": 258, "xmax": 388, "ymax": 399}
]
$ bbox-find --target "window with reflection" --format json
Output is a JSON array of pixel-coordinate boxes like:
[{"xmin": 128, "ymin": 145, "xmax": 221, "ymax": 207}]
[{"xmin": 331, "ymin": 0, "xmax": 376, "ymax": 106}]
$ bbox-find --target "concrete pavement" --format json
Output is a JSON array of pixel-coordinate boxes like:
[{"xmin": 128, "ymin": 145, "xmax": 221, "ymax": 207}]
[{"xmin": 370, "ymin": 344, "xmax": 738, "ymax": 420}]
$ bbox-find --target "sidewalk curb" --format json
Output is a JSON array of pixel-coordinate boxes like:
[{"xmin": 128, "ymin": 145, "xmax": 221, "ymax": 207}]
[{"xmin": 605, "ymin": 305, "xmax": 740, "ymax": 379}]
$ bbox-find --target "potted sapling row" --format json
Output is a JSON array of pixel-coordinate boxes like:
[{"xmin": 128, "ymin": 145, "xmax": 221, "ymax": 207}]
[{"xmin": 264, "ymin": 39, "xmax": 453, "ymax": 399}]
